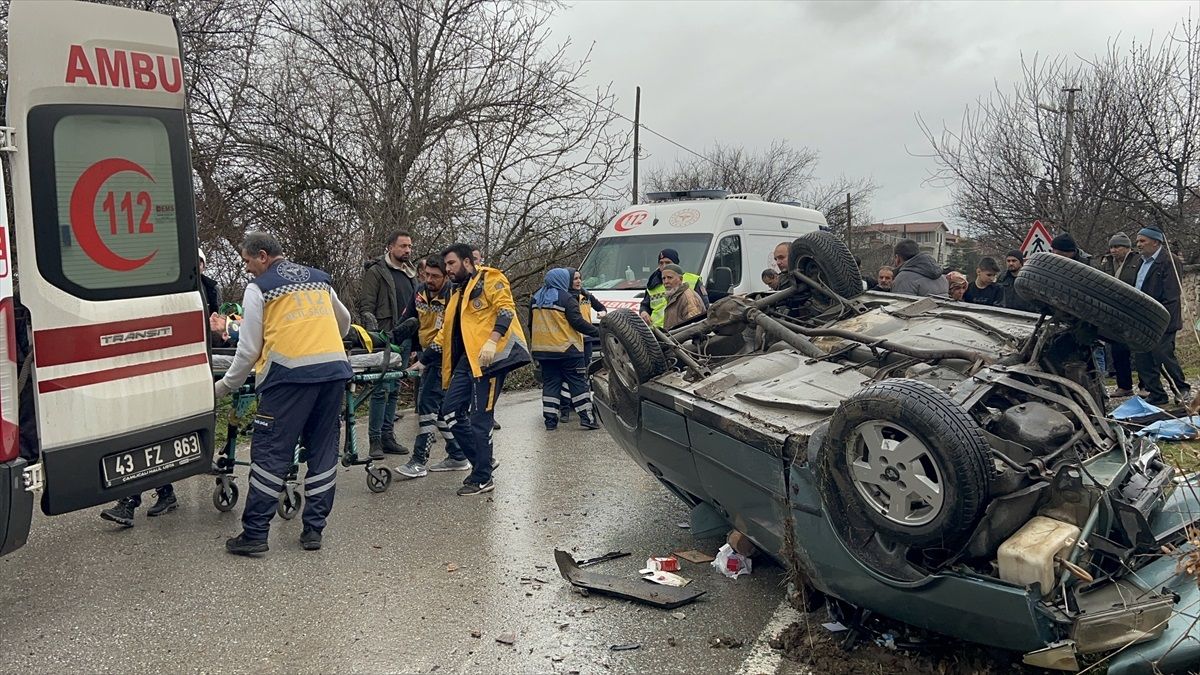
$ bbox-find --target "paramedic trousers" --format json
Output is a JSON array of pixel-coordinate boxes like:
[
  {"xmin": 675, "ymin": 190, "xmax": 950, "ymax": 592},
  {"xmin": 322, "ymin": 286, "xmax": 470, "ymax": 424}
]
[
  {"xmin": 558, "ymin": 341, "xmax": 595, "ymax": 414},
  {"xmin": 442, "ymin": 358, "xmax": 506, "ymax": 486},
  {"xmin": 414, "ymin": 364, "xmax": 466, "ymax": 465},
  {"xmin": 243, "ymin": 379, "xmax": 346, "ymax": 540},
  {"xmin": 542, "ymin": 356, "xmax": 589, "ymax": 428}
]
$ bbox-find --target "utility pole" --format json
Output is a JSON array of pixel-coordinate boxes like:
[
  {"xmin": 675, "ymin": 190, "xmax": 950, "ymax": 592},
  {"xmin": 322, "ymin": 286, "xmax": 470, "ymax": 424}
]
[
  {"xmin": 632, "ymin": 86, "xmax": 641, "ymax": 205},
  {"xmin": 845, "ymin": 192, "xmax": 852, "ymax": 254},
  {"xmin": 1038, "ymin": 86, "xmax": 1080, "ymax": 233}
]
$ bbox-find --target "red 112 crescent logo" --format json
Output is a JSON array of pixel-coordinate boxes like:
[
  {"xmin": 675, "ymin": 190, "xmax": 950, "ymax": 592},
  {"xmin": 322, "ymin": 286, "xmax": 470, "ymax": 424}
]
[{"xmin": 68, "ymin": 158, "xmax": 159, "ymax": 271}]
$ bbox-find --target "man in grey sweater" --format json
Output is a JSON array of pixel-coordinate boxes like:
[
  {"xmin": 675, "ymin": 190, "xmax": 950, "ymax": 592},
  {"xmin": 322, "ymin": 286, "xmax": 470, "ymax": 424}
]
[{"xmin": 890, "ymin": 239, "xmax": 949, "ymax": 296}]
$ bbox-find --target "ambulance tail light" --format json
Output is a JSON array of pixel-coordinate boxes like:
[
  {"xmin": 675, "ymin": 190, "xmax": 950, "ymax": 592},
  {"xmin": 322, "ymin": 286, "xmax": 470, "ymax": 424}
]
[{"xmin": 0, "ymin": 297, "xmax": 17, "ymax": 463}]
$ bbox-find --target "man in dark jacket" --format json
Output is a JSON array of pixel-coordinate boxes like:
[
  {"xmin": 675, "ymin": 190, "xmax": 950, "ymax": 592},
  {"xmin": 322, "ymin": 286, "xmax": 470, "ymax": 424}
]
[
  {"xmin": 1051, "ymin": 233, "xmax": 1093, "ymax": 266},
  {"xmin": 890, "ymin": 239, "xmax": 948, "ymax": 296},
  {"xmin": 997, "ymin": 250, "xmax": 1036, "ymax": 312},
  {"xmin": 1098, "ymin": 233, "xmax": 1141, "ymax": 396},
  {"xmin": 1133, "ymin": 227, "xmax": 1190, "ymax": 405},
  {"xmin": 356, "ymin": 230, "xmax": 418, "ymax": 459}
]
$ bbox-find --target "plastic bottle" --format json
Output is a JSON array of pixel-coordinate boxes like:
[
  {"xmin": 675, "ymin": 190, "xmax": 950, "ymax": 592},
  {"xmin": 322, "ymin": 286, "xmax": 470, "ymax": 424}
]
[{"xmin": 624, "ymin": 265, "xmax": 635, "ymax": 281}]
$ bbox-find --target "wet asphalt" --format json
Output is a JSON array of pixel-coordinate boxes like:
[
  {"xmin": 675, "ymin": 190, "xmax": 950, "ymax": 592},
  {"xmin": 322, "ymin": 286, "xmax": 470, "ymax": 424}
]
[{"xmin": 0, "ymin": 389, "xmax": 791, "ymax": 673}]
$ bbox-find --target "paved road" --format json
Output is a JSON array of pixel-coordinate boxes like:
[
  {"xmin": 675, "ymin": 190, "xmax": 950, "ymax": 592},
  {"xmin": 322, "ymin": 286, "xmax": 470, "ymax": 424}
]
[{"xmin": 0, "ymin": 389, "xmax": 795, "ymax": 673}]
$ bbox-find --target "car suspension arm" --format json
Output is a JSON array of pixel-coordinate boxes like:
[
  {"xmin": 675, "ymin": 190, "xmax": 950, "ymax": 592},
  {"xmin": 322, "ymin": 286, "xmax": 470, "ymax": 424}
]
[{"xmin": 772, "ymin": 317, "xmax": 996, "ymax": 365}]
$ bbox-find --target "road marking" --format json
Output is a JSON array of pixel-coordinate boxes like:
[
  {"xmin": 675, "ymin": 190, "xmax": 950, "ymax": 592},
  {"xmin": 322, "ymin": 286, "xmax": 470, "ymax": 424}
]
[{"xmin": 736, "ymin": 598, "xmax": 806, "ymax": 675}]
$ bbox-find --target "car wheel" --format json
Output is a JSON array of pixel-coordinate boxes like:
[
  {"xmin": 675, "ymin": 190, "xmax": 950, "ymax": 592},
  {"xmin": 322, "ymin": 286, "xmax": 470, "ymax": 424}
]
[
  {"xmin": 600, "ymin": 309, "xmax": 668, "ymax": 423},
  {"xmin": 788, "ymin": 231, "xmax": 865, "ymax": 300},
  {"xmin": 1015, "ymin": 252, "xmax": 1169, "ymax": 352},
  {"xmin": 820, "ymin": 379, "xmax": 990, "ymax": 556}
]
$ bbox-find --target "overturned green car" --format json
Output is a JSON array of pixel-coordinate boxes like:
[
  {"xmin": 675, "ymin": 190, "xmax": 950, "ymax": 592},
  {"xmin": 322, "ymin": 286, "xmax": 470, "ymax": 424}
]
[{"xmin": 594, "ymin": 232, "xmax": 1200, "ymax": 673}]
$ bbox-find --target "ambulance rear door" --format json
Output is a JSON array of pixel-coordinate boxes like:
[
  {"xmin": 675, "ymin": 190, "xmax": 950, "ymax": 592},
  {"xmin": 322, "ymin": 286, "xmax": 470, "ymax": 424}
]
[{"xmin": 7, "ymin": 0, "xmax": 214, "ymax": 514}]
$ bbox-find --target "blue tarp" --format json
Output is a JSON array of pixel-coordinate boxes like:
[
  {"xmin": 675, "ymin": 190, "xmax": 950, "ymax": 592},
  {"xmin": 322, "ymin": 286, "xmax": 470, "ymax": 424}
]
[
  {"xmin": 1112, "ymin": 396, "xmax": 1165, "ymax": 420},
  {"xmin": 1137, "ymin": 416, "xmax": 1200, "ymax": 440}
]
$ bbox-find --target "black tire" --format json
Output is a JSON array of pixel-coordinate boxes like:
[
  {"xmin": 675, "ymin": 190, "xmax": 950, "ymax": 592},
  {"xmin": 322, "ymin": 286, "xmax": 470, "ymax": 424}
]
[
  {"xmin": 212, "ymin": 478, "xmax": 238, "ymax": 512},
  {"xmin": 277, "ymin": 486, "xmax": 302, "ymax": 520},
  {"xmin": 1015, "ymin": 252, "xmax": 1169, "ymax": 352},
  {"xmin": 600, "ymin": 309, "xmax": 667, "ymax": 422},
  {"xmin": 820, "ymin": 379, "xmax": 990, "ymax": 563},
  {"xmin": 789, "ymin": 231, "xmax": 865, "ymax": 300},
  {"xmin": 366, "ymin": 466, "xmax": 392, "ymax": 493}
]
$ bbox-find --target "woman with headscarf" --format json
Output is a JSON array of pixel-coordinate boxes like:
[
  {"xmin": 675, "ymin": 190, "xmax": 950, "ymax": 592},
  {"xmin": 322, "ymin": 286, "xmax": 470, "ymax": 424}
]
[
  {"xmin": 946, "ymin": 271, "xmax": 968, "ymax": 301},
  {"xmin": 661, "ymin": 264, "xmax": 707, "ymax": 330},
  {"xmin": 559, "ymin": 269, "xmax": 606, "ymax": 422},
  {"xmin": 530, "ymin": 268, "xmax": 601, "ymax": 430}
]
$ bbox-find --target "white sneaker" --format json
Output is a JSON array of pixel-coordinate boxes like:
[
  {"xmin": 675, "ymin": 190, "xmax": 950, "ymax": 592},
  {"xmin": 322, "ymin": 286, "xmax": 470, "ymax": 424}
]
[{"xmin": 395, "ymin": 461, "xmax": 428, "ymax": 478}]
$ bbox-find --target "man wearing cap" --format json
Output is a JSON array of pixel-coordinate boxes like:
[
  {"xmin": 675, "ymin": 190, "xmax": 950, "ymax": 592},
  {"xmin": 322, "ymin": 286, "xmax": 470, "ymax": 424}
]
[
  {"xmin": 997, "ymin": 250, "xmax": 1035, "ymax": 312},
  {"xmin": 1133, "ymin": 227, "xmax": 1190, "ymax": 405},
  {"xmin": 1099, "ymin": 233, "xmax": 1141, "ymax": 396},
  {"xmin": 639, "ymin": 248, "xmax": 707, "ymax": 328},
  {"xmin": 1050, "ymin": 233, "xmax": 1093, "ymax": 266}
]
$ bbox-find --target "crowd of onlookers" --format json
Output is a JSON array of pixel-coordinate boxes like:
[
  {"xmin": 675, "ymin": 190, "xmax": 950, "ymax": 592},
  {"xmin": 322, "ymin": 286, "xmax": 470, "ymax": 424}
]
[{"xmin": 840, "ymin": 229, "xmax": 1189, "ymax": 407}]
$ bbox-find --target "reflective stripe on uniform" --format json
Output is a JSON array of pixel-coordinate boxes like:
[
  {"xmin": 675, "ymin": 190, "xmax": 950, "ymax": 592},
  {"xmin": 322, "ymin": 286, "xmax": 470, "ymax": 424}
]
[
  {"xmin": 306, "ymin": 480, "xmax": 336, "ymax": 497},
  {"xmin": 250, "ymin": 476, "xmax": 281, "ymax": 498},
  {"xmin": 252, "ymin": 463, "xmax": 284, "ymax": 487},
  {"xmin": 304, "ymin": 465, "xmax": 337, "ymax": 486}
]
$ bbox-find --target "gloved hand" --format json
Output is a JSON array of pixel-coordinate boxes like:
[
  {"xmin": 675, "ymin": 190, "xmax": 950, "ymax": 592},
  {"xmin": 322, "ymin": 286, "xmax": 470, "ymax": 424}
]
[
  {"xmin": 479, "ymin": 339, "xmax": 498, "ymax": 368},
  {"xmin": 214, "ymin": 379, "xmax": 231, "ymax": 400},
  {"xmin": 361, "ymin": 312, "xmax": 379, "ymax": 332}
]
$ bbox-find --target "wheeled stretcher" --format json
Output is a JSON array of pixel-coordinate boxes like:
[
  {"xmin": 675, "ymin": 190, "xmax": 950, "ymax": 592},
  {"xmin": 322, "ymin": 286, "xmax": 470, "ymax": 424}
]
[{"xmin": 208, "ymin": 326, "xmax": 418, "ymax": 516}]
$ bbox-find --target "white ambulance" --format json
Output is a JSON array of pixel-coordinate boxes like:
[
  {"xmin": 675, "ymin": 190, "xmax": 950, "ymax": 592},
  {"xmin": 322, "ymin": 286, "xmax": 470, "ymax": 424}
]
[
  {"xmin": 0, "ymin": 0, "xmax": 215, "ymax": 555},
  {"xmin": 577, "ymin": 190, "xmax": 828, "ymax": 316}
]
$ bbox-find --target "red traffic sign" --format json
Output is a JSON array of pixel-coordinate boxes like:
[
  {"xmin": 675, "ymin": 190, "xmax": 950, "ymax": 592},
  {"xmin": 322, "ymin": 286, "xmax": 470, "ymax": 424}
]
[{"xmin": 1021, "ymin": 220, "xmax": 1053, "ymax": 257}]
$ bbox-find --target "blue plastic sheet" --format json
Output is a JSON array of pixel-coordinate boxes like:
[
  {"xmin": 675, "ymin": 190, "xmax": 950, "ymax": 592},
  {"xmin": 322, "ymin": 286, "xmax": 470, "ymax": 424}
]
[
  {"xmin": 1136, "ymin": 416, "xmax": 1200, "ymax": 441},
  {"xmin": 1112, "ymin": 396, "xmax": 1164, "ymax": 420}
]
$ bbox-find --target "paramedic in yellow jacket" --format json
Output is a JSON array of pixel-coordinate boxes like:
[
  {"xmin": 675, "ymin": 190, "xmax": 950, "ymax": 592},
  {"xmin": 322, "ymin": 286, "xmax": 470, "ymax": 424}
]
[
  {"xmin": 417, "ymin": 243, "xmax": 531, "ymax": 496},
  {"xmin": 531, "ymin": 268, "xmax": 602, "ymax": 431},
  {"xmin": 214, "ymin": 232, "xmax": 352, "ymax": 555}
]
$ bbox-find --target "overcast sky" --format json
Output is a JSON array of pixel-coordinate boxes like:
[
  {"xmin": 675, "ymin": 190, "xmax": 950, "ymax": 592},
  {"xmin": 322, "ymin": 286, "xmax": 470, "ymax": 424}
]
[{"xmin": 547, "ymin": 0, "xmax": 1194, "ymax": 230}]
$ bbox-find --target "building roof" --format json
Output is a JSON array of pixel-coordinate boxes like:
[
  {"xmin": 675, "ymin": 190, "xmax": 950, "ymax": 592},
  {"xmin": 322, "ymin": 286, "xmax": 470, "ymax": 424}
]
[{"xmin": 858, "ymin": 221, "xmax": 949, "ymax": 234}]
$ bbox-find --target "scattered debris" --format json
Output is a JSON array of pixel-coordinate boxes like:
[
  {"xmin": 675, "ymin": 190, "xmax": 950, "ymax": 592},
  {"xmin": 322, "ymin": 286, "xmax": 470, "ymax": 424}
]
[
  {"xmin": 727, "ymin": 530, "xmax": 757, "ymax": 558},
  {"xmin": 712, "ymin": 544, "xmax": 753, "ymax": 579},
  {"xmin": 555, "ymin": 549, "xmax": 705, "ymax": 609},
  {"xmin": 671, "ymin": 611, "xmax": 686, "ymax": 620},
  {"xmin": 496, "ymin": 632, "xmax": 516, "ymax": 646},
  {"xmin": 674, "ymin": 549, "xmax": 715, "ymax": 564},
  {"xmin": 708, "ymin": 635, "xmax": 744, "ymax": 649},
  {"xmin": 822, "ymin": 622, "xmax": 848, "ymax": 633},
  {"xmin": 676, "ymin": 521, "xmax": 690, "ymax": 529},
  {"xmin": 551, "ymin": 655, "xmax": 564, "ymax": 663},
  {"xmin": 577, "ymin": 551, "xmax": 631, "ymax": 568},
  {"xmin": 610, "ymin": 643, "xmax": 641, "ymax": 651},
  {"xmin": 470, "ymin": 629, "xmax": 482, "ymax": 639},
  {"xmin": 446, "ymin": 563, "xmax": 460, "ymax": 573},
  {"xmin": 667, "ymin": 636, "xmax": 678, "ymax": 647},
  {"xmin": 645, "ymin": 555, "xmax": 680, "ymax": 572},
  {"xmin": 641, "ymin": 570, "xmax": 690, "ymax": 587}
]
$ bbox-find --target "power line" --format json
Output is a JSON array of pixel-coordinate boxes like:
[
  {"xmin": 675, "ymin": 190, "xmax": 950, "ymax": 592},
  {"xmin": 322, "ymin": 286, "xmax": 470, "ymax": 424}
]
[{"xmin": 876, "ymin": 203, "xmax": 953, "ymax": 223}]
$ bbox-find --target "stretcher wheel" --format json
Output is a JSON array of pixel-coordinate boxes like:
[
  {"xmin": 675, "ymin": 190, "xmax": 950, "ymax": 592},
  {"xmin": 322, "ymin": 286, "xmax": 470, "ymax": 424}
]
[
  {"xmin": 366, "ymin": 466, "xmax": 392, "ymax": 493},
  {"xmin": 213, "ymin": 478, "xmax": 239, "ymax": 512},
  {"xmin": 278, "ymin": 485, "xmax": 303, "ymax": 520}
]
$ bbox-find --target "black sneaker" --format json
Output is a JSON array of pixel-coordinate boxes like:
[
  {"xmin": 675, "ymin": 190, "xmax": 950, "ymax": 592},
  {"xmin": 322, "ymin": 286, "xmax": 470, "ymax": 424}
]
[
  {"xmin": 147, "ymin": 493, "xmax": 178, "ymax": 517},
  {"xmin": 493, "ymin": 421, "xmax": 502, "ymax": 431},
  {"xmin": 457, "ymin": 480, "xmax": 495, "ymax": 496},
  {"xmin": 545, "ymin": 421, "xmax": 558, "ymax": 431},
  {"xmin": 579, "ymin": 411, "xmax": 601, "ymax": 430},
  {"xmin": 225, "ymin": 533, "xmax": 269, "ymax": 556},
  {"xmin": 300, "ymin": 529, "xmax": 322, "ymax": 551},
  {"xmin": 100, "ymin": 499, "xmax": 137, "ymax": 527},
  {"xmin": 368, "ymin": 438, "xmax": 385, "ymax": 460},
  {"xmin": 381, "ymin": 435, "xmax": 411, "ymax": 456},
  {"xmin": 560, "ymin": 408, "xmax": 571, "ymax": 422}
]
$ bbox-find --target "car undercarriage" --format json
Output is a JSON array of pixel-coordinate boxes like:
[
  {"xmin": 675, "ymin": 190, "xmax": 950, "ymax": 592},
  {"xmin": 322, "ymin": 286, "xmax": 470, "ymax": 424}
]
[{"xmin": 593, "ymin": 231, "xmax": 1200, "ymax": 673}]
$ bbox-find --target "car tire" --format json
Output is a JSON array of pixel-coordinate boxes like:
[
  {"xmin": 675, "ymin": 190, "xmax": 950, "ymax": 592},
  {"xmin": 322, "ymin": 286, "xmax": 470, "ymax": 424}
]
[
  {"xmin": 1015, "ymin": 252, "xmax": 1169, "ymax": 352},
  {"xmin": 820, "ymin": 379, "xmax": 990, "ymax": 555},
  {"xmin": 600, "ymin": 309, "xmax": 668, "ymax": 422},
  {"xmin": 789, "ymin": 231, "xmax": 865, "ymax": 300}
]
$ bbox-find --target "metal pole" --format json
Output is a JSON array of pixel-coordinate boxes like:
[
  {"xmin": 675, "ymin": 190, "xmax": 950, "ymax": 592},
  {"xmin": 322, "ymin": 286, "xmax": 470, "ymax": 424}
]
[
  {"xmin": 1060, "ymin": 86, "xmax": 1080, "ymax": 229},
  {"xmin": 632, "ymin": 86, "xmax": 641, "ymax": 204},
  {"xmin": 845, "ymin": 192, "xmax": 852, "ymax": 254}
]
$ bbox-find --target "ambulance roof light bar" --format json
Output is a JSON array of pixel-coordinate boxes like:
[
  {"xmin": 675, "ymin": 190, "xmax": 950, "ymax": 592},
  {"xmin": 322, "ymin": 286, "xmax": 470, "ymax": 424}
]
[{"xmin": 644, "ymin": 189, "xmax": 729, "ymax": 202}]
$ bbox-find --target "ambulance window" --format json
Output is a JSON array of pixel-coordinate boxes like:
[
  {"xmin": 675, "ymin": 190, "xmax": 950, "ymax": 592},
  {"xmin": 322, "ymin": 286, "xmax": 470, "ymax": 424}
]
[
  {"xmin": 711, "ymin": 234, "xmax": 742, "ymax": 287},
  {"xmin": 27, "ymin": 106, "xmax": 197, "ymax": 301}
]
